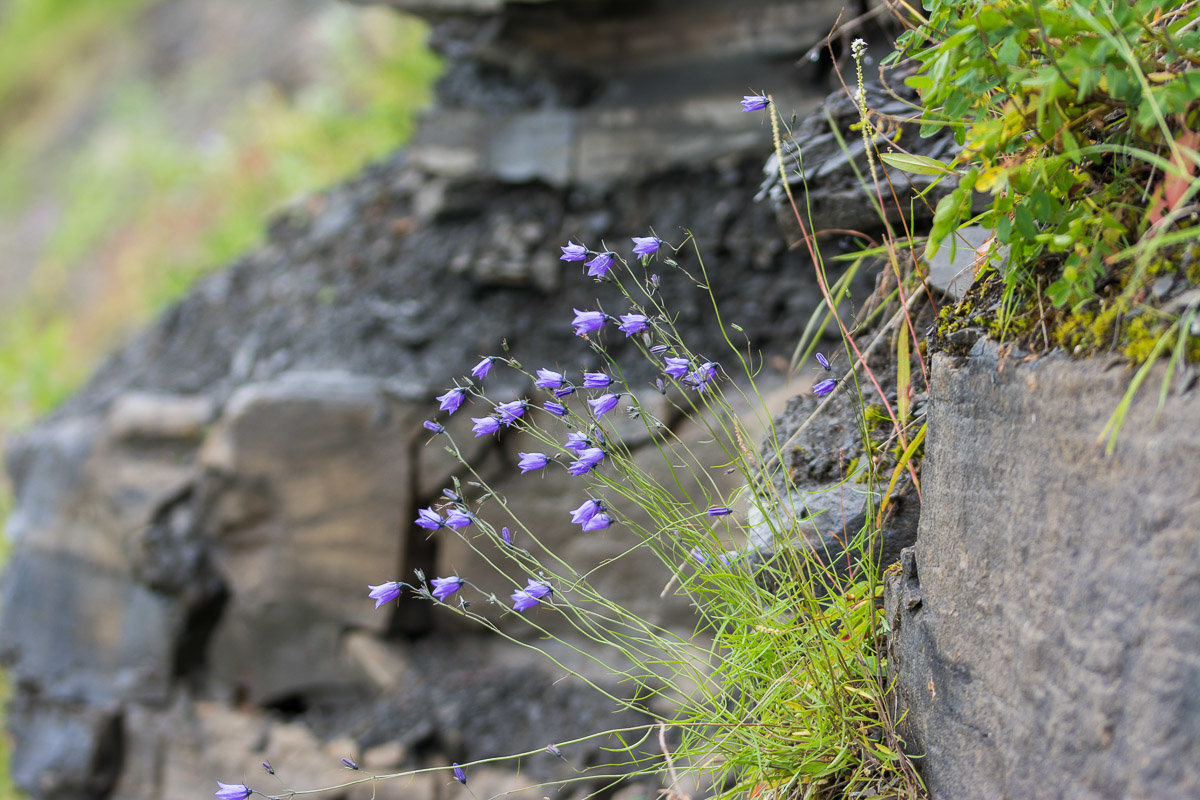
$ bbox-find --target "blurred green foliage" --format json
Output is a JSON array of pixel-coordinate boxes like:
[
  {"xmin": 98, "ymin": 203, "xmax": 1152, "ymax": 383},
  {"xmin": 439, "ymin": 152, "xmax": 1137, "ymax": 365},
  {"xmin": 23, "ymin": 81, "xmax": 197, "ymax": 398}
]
[
  {"xmin": 0, "ymin": 0, "xmax": 440, "ymax": 433},
  {"xmin": 0, "ymin": 1, "xmax": 440, "ymax": 795}
]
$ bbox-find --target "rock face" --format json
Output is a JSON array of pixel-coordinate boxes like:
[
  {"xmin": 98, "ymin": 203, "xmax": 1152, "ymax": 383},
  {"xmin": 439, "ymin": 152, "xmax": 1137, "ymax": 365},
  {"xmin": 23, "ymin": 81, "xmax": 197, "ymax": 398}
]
[
  {"xmin": 886, "ymin": 340, "xmax": 1200, "ymax": 800},
  {"xmin": 0, "ymin": 1, "xmax": 883, "ymax": 798}
]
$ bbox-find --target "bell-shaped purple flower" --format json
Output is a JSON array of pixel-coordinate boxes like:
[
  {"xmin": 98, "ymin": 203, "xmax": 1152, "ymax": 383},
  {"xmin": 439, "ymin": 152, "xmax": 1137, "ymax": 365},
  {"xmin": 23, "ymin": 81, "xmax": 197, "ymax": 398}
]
[
  {"xmin": 437, "ymin": 387, "xmax": 469, "ymax": 415},
  {"xmin": 444, "ymin": 508, "xmax": 474, "ymax": 529},
  {"xmin": 569, "ymin": 447, "xmax": 605, "ymax": 476},
  {"xmin": 553, "ymin": 385, "xmax": 576, "ymax": 398},
  {"xmin": 649, "ymin": 344, "xmax": 669, "ymax": 355},
  {"xmin": 585, "ymin": 251, "xmax": 615, "ymax": 277},
  {"xmin": 741, "ymin": 94, "xmax": 769, "ymax": 112},
  {"xmin": 572, "ymin": 308, "xmax": 608, "ymax": 336},
  {"xmin": 687, "ymin": 361, "xmax": 718, "ymax": 391},
  {"xmin": 632, "ymin": 236, "xmax": 662, "ymax": 258},
  {"xmin": 368, "ymin": 581, "xmax": 404, "ymax": 608},
  {"xmin": 570, "ymin": 499, "xmax": 602, "ymax": 524},
  {"xmin": 589, "ymin": 393, "xmax": 621, "ymax": 418},
  {"xmin": 582, "ymin": 371, "xmax": 613, "ymax": 388},
  {"xmin": 452, "ymin": 763, "xmax": 467, "ymax": 785},
  {"xmin": 415, "ymin": 507, "xmax": 443, "ymax": 530},
  {"xmin": 215, "ymin": 782, "xmax": 252, "ymax": 800},
  {"xmin": 472, "ymin": 416, "xmax": 502, "ymax": 437},
  {"xmin": 544, "ymin": 400, "xmax": 568, "ymax": 417},
  {"xmin": 495, "ymin": 400, "xmax": 527, "ymax": 426},
  {"xmin": 813, "ymin": 378, "xmax": 838, "ymax": 397},
  {"xmin": 536, "ymin": 369, "xmax": 564, "ymax": 389},
  {"xmin": 431, "ymin": 576, "xmax": 465, "ymax": 602},
  {"xmin": 511, "ymin": 589, "xmax": 538, "ymax": 612},
  {"xmin": 512, "ymin": 579, "xmax": 553, "ymax": 611},
  {"xmin": 663, "ymin": 357, "xmax": 691, "ymax": 380},
  {"xmin": 423, "ymin": 420, "xmax": 445, "ymax": 434},
  {"xmin": 618, "ymin": 314, "xmax": 649, "ymax": 336},
  {"xmin": 518, "ymin": 452, "xmax": 550, "ymax": 473},
  {"xmin": 501, "ymin": 526, "xmax": 513, "ymax": 546},
  {"xmin": 706, "ymin": 506, "xmax": 733, "ymax": 517},
  {"xmin": 560, "ymin": 241, "xmax": 588, "ymax": 262},
  {"xmin": 342, "ymin": 757, "xmax": 360, "ymax": 770},
  {"xmin": 581, "ymin": 512, "xmax": 612, "ymax": 531},
  {"xmin": 816, "ymin": 352, "xmax": 832, "ymax": 371},
  {"xmin": 525, "ymin": 579, "xmax": 553, "ymax": 599},
  {"xmin": 471, "ymin": 357, "xmax": 497, "ymax": 379},
  {"xmin": 564, "ymin": 431, "xmax": 590, "ymax": 454}
]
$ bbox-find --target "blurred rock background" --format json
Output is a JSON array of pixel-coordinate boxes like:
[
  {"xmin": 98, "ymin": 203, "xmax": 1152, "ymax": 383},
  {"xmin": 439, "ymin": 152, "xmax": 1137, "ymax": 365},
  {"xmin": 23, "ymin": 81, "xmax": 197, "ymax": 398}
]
[{"xmin": 0, "ymin": 1, "xmax": 440, "ymax": 796}]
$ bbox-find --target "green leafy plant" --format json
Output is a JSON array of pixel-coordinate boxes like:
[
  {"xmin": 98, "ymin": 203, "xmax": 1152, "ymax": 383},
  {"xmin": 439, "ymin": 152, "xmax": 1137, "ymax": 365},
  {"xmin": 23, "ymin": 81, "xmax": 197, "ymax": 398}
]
[{"xmin": 895, "ymin": 0, "xmax": 1198, "ymax": 363}]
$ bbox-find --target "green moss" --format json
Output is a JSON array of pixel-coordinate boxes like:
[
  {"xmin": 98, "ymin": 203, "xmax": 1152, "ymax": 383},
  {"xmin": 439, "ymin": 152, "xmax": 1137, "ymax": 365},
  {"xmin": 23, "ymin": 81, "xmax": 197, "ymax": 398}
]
[{"xmin": 1121, "ymin": 316, "xmax": 1170, "ymax": 364}]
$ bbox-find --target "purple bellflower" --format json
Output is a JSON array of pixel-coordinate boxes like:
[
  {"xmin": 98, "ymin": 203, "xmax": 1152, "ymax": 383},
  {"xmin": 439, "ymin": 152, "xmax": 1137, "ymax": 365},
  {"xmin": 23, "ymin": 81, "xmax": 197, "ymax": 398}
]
[
  {"xmin": 495, "ymin": 400, "xmax": 527, "ymax": 426},
  {"xmin": 415, "ymin": 507, "xmax": 443, "ymax": 530},
  {"xmin": 569, "ymin": 447, "xmax": 605, "ymax": 476},
  {"xmin": 816, "ymin": 352, "xmax": 832, "ymax": 371},
  {"xmin": 560, "ymin": 241, "xmax": 588, "ymax": 262},
  {"xmin": 444, "ymin": 508, "xmax": 474, "ymax": 529},
  {"xmin": 572, "ymin": 308, "xmax": 607, "ymax": 336},
  {"xmin": 564, "ymin": 431, "xmax": 590, "ymax": 454},
  {"xmin": 570, "ymin": 499, "xmax": 602, "ymax": 524},
  {"xmin": 741, "ymin": 94, "xmax": 770, "ymax": 112},
  {"xmin": 585, "ymin": 251, "xmax": 615, "ymax": 277},
  {"xmin": 544, "ymin": 400, "xmax": 568, "ymax": 417},
  {"xmin": 687, "ymin": 361, "xmax": 718, "ymax": 391},
  {"xmin": 431, "ymin": 576, "xmax": 465, "ymax": 602},
  {"xmin": 437, "ymin": 387, "xmax": 469, "ymax": 415},
  {"xmin": 632, "ymin": 236, "xmax": 662, "ymax": 258},
  {"xmin": 342, "ymin": 757, "xmax": 360, "ymax": 770},
  {"xmin": 581, "ymin": 512, "xmax": 612, "ymax": 531},
  {"xmin": 813, "ymin": 378, "xmax": 838, "ymax": 397},
  {"xmin": 663, "ymin": 357, "xmax": 691, "ymax": 380},
  {"xmin": 589, "ymin": 393, "xmax": 621, "ymax": 418},
  {"xmin": 501, "ymin": 526, "xmax": 513, "ymax": 546},
  {"xmin": 423, "ymin": 420, "xmax": 445, "ymax": 434},
  {"xmin": 262, "ymin": 762, "xmax": 274, "ymax": 775},
  {"xmin": 582, "ymin": 371, "xmax": 613, "ymax": 388},
  {"xmin": 618, "ymin": 313, "xmax": 649, "ymax": 336},
  {"xmin": 518, "ymin": 452, "xmax": 550, "ymax": 473},
  {"xmin": 215, "ymin": 782, "xmax": 252, "ymax": 800},
  {"xmin": 536, "ymin": 369, "xmax": 564, "ymax": 389},
  {"xmin": 452, "ymin": 763, "xmax": 467, "ymax": 785},
  {"xmin": 649, "ymin": 344, "xmax": 669, "ymax": 355},
  {"xmin": 512, "ymin": 580, "xmax": 552, "ymax": 612},
  {"xmin": 369, "ymin": 581, "xmax": 404, "ymax": 608},
  {"xmin": 472, "ymin": 416, "xmax": 502, "ymax": 437},
  {"xmin": 553, "ymin": 385, "xmax": 576, "ymax": 398},
  {"xmin": 471, "ymin": 357, "xmax": 496, "ymax": 379},
  {"xmin": 511, "ymin": 590, "xmax": 537, "ymax": 611},
  {"xmin": 706, "ymin": 506, "xmax": 733, "ymax": 517}
]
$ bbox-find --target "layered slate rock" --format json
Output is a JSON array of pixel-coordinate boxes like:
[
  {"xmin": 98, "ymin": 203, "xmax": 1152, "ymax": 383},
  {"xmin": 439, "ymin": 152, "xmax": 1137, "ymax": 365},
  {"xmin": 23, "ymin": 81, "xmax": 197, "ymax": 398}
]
[{"xmin": 886, "ymin": 340, "xmax": 1200, "ymax": 800}]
